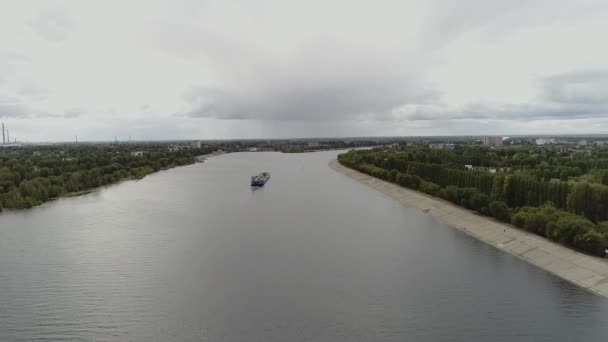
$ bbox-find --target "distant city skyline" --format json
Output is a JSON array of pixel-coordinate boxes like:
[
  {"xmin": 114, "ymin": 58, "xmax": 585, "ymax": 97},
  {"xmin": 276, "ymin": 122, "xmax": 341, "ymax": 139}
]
[{"xmin": 1, "ymin": 1, "xmax": 608, "ymax": 141}]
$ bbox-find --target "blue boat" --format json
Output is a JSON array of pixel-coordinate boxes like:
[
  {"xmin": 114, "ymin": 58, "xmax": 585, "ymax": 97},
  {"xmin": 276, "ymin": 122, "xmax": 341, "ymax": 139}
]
[{"xmin": 251, "ymin": 172, "xmax": 271, "ymax": 186}]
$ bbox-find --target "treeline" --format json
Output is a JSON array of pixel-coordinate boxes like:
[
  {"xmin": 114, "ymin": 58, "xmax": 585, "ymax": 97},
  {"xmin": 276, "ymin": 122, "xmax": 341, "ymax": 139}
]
[
  {"xmin": 277, "ymin": 140, "xmax": 380, "ymax": 153},
  {"xmin": 373, "ymin": 144, "xmax": 608, "ymax": 183},
  {"xmin": 0, "ymin": 144, "xmax": 214, "ymax": 210},
  {"xmin": 338, "ymin": 147, "xmax": 608, "ymax": 256}
]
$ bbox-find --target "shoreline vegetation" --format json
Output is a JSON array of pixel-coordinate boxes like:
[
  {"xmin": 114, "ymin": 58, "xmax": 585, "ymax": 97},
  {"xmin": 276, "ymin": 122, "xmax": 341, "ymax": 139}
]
[
  {"xmin": 330, "ymin": 159, "xmax": 608, "ymax": 298},
  {"xmin": 61, "ymin": 189, "xmax": 94, "ymax": 198},
  {"xmin": 0, "ymin": 138, "xmax": 378, "ymax": 212},
  {"xmin": 0, "ymin": 144, "xmax": 222, "ymax": 211},
  {"xmin": 338, "ymin": 147, "xmax": 608, "ymax": 257}
]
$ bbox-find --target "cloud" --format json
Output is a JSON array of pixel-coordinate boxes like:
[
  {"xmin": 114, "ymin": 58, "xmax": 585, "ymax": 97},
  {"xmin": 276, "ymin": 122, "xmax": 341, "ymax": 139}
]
[
  {"xmin": 28, "ymin": 7, "xmax": 73, "ymax": 42},
  {"xmin": 384, "ymin": 68, "xmax": 608, "ymax": 122},
  {"xmin": 63, "ymin": 108, "xmax": 85, "ymax": 118},
  {"xmin": 541, "ymin": 69, "xmax": 608, "ymax": 105},
  {"xmin": 420, "ymin": 0, "xmax": 527, "ymax": 50},
  {"xmin": 182, "ymin": 67, "xmax": 608, "ymax": 123},
  {"xmin": 180, "ymin": 80, "xmax": 440, "ymax": 122},
  {"xmin": 390, "ymin": 101, "xmax": 607, "ymax": 122},
  {"xmin": 0, "ymin": 95, "xmax": 82, "ymax": 119},
  {"xmin": 167, "ymin": 1, "xmax": 608, "ymax": 126},
  {"xmin": 173, "ymin": 26, "xmax": 436, "ymax": 122},
  {"xmin": 0, "ymin": 96, "xmax": 29, "ymax": 118},
  {"xmin": 0, "ymin": 51, "xmax": 29, "ymax": 85},
  {"xmin": 18, "ymin": 83, "xmax": 49, "ymax": 101},
  {"xmin": 1, "ymin": 0, "xmax": 608, "ymax": 140}
]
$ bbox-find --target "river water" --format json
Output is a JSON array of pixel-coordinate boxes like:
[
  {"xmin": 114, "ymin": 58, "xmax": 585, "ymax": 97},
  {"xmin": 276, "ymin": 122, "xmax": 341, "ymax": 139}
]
[{"xmin": 1, "ymin": 151, "xmax": 608, "ymax": 341}]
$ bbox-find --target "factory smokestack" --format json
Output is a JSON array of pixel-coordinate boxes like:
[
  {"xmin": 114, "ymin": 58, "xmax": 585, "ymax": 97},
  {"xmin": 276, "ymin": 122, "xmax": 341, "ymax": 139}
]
[{"xmin": 2, "ymin": 122, "xmax": 5, "ymax": 145}]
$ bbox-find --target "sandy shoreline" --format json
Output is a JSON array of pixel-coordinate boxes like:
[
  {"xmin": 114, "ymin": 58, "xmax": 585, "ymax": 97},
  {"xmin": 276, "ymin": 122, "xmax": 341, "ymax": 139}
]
[{"xmin": 329, "ymin": 159, "xmax": 608, "ymax": 298}]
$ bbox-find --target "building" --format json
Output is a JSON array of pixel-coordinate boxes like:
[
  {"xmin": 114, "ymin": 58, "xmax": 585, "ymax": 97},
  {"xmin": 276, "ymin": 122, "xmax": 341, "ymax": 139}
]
[
  {"xmin": 445, "ymin": 143, "xmax": 456, "ymax": 150},
  {"xmin": 535, "ymin": 138, "xmax": 556, "ymax": 145},
  {"xmin": 429, "ymin": 143, "xmax": 444, "ymax": 149},
  {"xmin": 483, "ymin": 136, "xmax": 503, "ymax": 146},
  {"xmin": 130, "ymin": 151, "xmax": 144, "ymax": 157},
  {"xmin": 191, "ymin": 141, "xmax": 201, "ymax": 149},
  {"xmin": 578, "ymin": 140, "xmax": 588, "ymax": 147},
  {"xmin": 169, "ymin": 144, "xmax": 192, "ymax": 152}
]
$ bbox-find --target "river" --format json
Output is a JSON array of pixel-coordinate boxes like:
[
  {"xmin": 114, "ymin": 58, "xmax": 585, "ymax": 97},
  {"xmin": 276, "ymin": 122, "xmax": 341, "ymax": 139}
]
[{"xmin": 1, "ymin": 151, "xmax": 608, "ymax": 341}]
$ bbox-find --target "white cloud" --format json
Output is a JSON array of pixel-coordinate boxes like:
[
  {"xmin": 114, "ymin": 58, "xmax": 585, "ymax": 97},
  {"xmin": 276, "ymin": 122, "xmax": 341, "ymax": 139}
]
[
  {"xmin": 28, "ymin": 7, "xmax": 74, "ymax": 42},
  {"xmin": 0, "ymin": 0, "xmax": 607, "ymax": 140}
]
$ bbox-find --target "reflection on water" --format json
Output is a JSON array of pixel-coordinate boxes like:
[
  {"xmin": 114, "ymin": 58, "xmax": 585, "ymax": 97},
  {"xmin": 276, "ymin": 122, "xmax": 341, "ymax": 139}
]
[{"xmin": 1, "ymin": 151, "xmax": 608, "ymax": 341}]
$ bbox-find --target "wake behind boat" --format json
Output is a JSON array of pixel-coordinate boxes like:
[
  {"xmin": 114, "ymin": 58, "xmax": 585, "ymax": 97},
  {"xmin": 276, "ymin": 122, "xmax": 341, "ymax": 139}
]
[{"xmin": 251, "ymin": 172, "xmax": 271, "ymax": 186}]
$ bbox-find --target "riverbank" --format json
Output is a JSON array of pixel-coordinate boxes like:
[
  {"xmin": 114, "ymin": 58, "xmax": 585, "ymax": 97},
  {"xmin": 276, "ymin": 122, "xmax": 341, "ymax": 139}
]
[
  {"xmin": 0, "ymin": 161, "xmax": 203, "ymax": 212},
  {"xmin": 329, "ymin": 159, "xmax": 608, "ymax": 298},
  {"xmin": 60, "ymin": 153, "xmax": 228, "ymax": 201}
]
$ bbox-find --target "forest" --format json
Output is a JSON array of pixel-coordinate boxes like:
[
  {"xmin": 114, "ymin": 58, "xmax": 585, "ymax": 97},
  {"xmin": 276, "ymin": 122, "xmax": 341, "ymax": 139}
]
[
  {"xmin": 338, "ymin": 145, "xmax": 608, "ymax": 256},
  {"xmin": 0, "ymin": 144, "xmax": 214, "ymax": 210}
]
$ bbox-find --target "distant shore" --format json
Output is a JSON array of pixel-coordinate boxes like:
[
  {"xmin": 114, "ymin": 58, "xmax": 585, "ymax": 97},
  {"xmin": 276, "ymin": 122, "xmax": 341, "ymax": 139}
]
[
  {"xmin": 329, "ymin": 159, "xmax": 608, "ymax": 298},
  {"xmin": 0, "ymin": 156, "xmax": 213, "ymax": 213},
  {"xmin": 54, "ymin": 153, "xmax": 229, "ymax": 201}
]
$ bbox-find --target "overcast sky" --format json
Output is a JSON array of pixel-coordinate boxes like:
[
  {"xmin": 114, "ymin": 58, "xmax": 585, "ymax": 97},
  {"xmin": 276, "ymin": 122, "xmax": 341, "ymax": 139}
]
[{"xmin": 1, "ymin": 0, "xmax": 608, "ymax": 141}]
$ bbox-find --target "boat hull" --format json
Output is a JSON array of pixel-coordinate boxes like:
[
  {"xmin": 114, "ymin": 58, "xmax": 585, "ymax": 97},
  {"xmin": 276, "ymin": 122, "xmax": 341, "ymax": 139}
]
[{"xmin": 251, "ymin": 172, "xmax": 271, "ymax": 187}]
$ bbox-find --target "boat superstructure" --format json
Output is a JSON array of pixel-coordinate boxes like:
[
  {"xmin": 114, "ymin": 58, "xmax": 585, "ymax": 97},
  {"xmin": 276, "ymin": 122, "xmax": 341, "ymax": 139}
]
[{"xmin": 251, "ymin": 172, "xmax": 271, "ymax": 186}]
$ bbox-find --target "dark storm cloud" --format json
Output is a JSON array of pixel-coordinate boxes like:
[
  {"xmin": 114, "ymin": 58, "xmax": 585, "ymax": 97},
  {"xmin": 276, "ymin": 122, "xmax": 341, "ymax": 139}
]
[
  {"xmin": 182, "ymin": 81, "xmax": 442, "ymax": 122},
  {"xmin": 169, "ymin": 1, "xmax": 607, "ymax": 125},
  {"xmin": 176, "ymin": 33, "xmax": 439, "ymax": 122},
  {"xmin": 182, "ymin": 67, "xmax": 608, "ymax": 123},
  {"xmin": 2, "ymin": 0, "xmax": 604, "ymax": 141},
  {"xmin": 152, "ymin": 3, "xmax": 437, "ymax": 123}
]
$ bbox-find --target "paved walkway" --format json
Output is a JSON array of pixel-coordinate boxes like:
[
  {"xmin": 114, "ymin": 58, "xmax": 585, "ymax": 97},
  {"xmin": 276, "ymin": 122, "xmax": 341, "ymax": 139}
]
[{"xmin": 330, "ymin": 159, "xmax": 608, "ymax": 298}]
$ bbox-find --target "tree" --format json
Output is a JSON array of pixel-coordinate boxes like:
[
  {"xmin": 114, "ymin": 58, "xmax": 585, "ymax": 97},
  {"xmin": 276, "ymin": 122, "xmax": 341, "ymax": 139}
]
[
  {"xmin": 444, "ymin": 185, "xmax": 459, "ymax": 203},
  {"xmin": 337, "ymin": 146, "xmax": 608, "ymax": 257},
  {"xmin": 574, "ymin": 230, "xmax": 607, "ymax": 256},
  {"xmin": 420, "ymin": 181, "xmax": 441, "ymax": 196},
  {"xmin": 0, "ymin": 144, "xmax": 203, "ymax": 209},
  {"xmin": 548, "ymin": 216, "xmax": 595, "ymax": 245},
  {"xmin": 469, "ymin": 192, "xmax": 490, "ymax": 213},
  {"xmin": 489, "ymin": 201, "xmax": 511, "ymax": 222}
]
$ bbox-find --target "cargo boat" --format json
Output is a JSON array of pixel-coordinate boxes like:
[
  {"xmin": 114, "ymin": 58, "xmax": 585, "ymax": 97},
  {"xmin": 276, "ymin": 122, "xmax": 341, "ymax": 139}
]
[{"xmin": 251, "ymin": 172, "xmax": 271, "ymax": 186}]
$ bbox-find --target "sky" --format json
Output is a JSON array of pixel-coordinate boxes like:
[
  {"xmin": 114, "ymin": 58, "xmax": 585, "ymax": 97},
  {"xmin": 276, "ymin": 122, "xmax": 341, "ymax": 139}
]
[{"xmin": 1, "ymin": 0, "xmax": 608, "ymax": 141}]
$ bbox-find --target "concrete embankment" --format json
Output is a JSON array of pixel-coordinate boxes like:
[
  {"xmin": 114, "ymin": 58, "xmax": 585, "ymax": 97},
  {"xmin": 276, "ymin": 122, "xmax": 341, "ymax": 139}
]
[{"xmin": 329, "ymin": 159, "xmax": 608, "ymax": 298}]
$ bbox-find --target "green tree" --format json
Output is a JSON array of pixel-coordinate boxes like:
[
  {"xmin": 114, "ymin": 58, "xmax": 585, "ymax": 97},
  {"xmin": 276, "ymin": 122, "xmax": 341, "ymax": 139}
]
[{"xmin": 489, "ymin": 201, "xmax": 511, "ymax": 222}]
